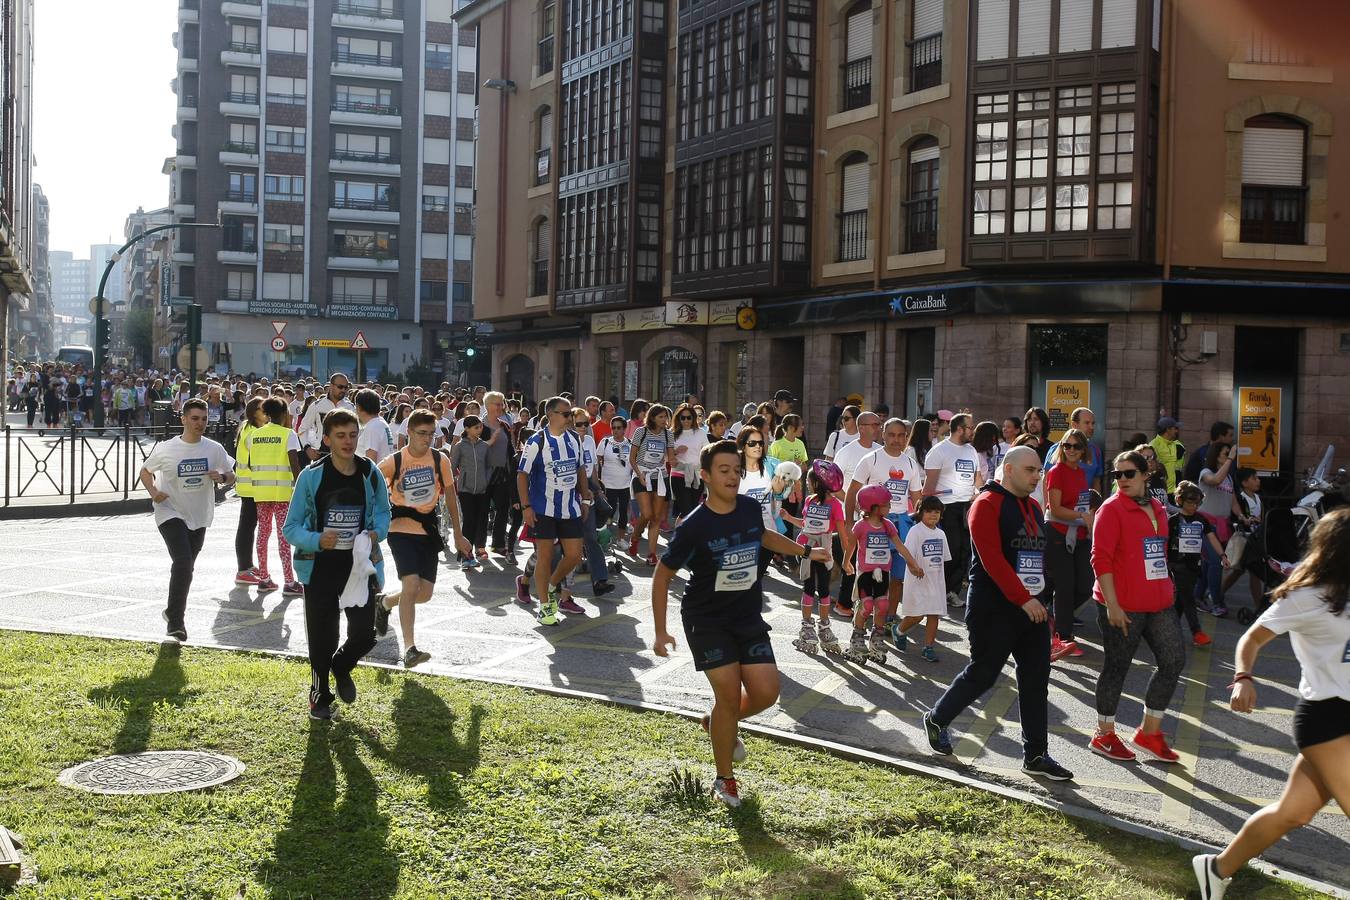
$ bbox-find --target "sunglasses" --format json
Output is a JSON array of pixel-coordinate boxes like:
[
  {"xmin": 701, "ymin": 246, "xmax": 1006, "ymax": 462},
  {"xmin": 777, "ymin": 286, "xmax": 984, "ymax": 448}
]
[
  {"xmin": 745, "ymin": 440, "xmax": 764, "ymax": 447},
  {"xmin": 1111, "ymin": 469, "xmax": 1142, "ymax": 480},
  {"xmin": 840, "ymin": 416, "xmax": 854, "ymax": 422},
  {"xmin": 1062, "ymin": 443, "xmax": 1084, "ymax": 451}
]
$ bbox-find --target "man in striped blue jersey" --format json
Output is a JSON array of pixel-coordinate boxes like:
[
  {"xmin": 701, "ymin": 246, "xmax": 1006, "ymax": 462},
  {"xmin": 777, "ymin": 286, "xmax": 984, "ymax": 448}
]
[{"xmin": 517, "ymin": 396, "xmax": 595, "ymax": 625}]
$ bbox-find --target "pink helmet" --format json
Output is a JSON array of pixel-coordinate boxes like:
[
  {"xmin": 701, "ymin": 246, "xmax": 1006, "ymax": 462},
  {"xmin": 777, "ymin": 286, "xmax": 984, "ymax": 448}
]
[
  {"xmin": 857, "ymin": 484, "xmax": 892, "ymax": 511},
  {"xmin": 810, "ymin": 459, "xmax": 844, "ymax": 493}
]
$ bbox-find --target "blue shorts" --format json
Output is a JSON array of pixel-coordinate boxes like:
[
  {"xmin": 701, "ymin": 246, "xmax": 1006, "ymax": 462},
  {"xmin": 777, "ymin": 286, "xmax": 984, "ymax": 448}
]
[{"xmin": 887, "ymin": 513, "xmax": 914, "ymax": 579}]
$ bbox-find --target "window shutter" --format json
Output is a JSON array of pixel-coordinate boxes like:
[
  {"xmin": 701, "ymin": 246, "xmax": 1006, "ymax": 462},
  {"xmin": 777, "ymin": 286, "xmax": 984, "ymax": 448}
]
[
  {"xmin": 846, "ymin": 8, "xmax": 872, "ymax": 62},
  {"xmin": 1017, "ymin": 0, "xmax": 1050, "ymax": 57},
  {"xmin": 539, "ymin": 110, "xmax": 552, "ymax": 150},
  {"xmin": 535, "ymin": 220, "xmax": 552, "ymax": 260},
  {"xmin": 1058, "ymin": 0, "xmax": 1091, "ymax": 52},
  {"xmin": 976, "ymin": 0, "xmax": 1010, "ymax": 61},
  {"xmin": 913, "ymin": 0, "xmax": 942, "ymax": 38},
  {"xmin": 1100, "ymin": 0, "xmax": 1136, "ymax": 48},
  {"xmin": 1242, "ymin": 127, "xmax": 1305, "ymax": 186},
  {"xmin": 841, "ymin": 161, "xmax": 869, "ymax": 212},
  {"xmin": 909, "ymin": 143, "xmax": 940, "ymax": 164}
]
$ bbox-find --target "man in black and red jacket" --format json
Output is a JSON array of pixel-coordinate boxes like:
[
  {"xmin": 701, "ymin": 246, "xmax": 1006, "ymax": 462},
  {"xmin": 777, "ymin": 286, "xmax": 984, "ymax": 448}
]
[{"xmin": 922, "ymin": 445, "xmax": 1075, "ymax": 782}]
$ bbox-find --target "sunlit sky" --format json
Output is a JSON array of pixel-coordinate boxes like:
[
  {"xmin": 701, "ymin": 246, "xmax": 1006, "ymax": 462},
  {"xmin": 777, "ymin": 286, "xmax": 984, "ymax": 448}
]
[{"xmin": 34, "ymin": 0, "xmax": 177, "ymax": 256}]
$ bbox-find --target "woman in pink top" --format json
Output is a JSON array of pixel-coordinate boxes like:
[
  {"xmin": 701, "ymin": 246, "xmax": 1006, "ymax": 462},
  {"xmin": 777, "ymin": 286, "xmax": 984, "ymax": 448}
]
[{"xmin": 1044, "ymin": 427, "xmax": 1095, "ymax": 658}]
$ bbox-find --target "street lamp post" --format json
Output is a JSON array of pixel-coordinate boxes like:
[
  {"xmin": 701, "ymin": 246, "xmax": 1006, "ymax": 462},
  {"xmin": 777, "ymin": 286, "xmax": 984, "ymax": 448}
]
[{"xmin": 92, "ymin": 220, "xmax": 220, "ymax": 427}]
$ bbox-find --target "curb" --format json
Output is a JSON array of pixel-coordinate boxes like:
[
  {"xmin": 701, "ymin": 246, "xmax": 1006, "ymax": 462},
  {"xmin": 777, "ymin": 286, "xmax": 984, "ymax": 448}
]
[
  {"xmin": 0, "ymin": 499, "xmax": 152, "ymax": 520},
  {"xmin": 6, "ymin": 623, "xmax": 1346, "ymax": 898}
]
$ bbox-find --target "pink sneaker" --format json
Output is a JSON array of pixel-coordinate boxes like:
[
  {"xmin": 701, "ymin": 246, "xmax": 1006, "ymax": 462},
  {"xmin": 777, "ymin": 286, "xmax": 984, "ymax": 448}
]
[
  {"xmin": 514, "ymin": 575, "xmax": 534, "ymax": 607},
  {"xmin": 558, "ymin": 595, "xmax": 585, "ymax": 615},
  {"xmin": 235, "ymin": 570, "xmax": 263, "ymax": 585}
]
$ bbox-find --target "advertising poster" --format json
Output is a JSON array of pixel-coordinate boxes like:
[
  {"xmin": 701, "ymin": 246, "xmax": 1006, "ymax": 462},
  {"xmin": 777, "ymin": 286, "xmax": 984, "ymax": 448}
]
[
  {"xmin": 1237, "ymin": 386, "xmax": 1282, "ymax": 475},
  {"xmin": 1045, "ymin": 380, "xmax": 1090, "ymax": 441}
]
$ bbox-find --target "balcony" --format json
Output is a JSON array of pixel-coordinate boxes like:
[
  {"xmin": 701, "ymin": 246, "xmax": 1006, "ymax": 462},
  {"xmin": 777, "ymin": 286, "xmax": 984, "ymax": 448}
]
[
  {"xmin": 176, "ymin": 53, "xmax": 198, "ymax": 73},
  {"xmin": 330, "ymin": 150, "xmax": 401, "ymax": 176},
  {"xmin": 220, "ymin": 91, "xmax": 261, "ymax": 117},
  {"xmin": 333, "ymin": 0, "xmax": 404, "ymax": 32},
  {"xmin": 220, "ymin": 191, "xmax": 259, "ymax": 215},
  {"xmin": 220, "ymin": 142, "xmax": 260, "ymax": 165},
  {"xmin": 328, "ymin": 244, "xmax": 399, "ymax": 270},
  {"xmin": 532, "ymin": 260, "xmax": 549, "ymax": 297},
  {"xmin": 218, "ymin": 242, "xmax": 258, "ymax": 265},
  {"xmin": 332, "ymin": 49, "xmax": 402, "ymax": 80},
  {"xmin": 841, "ymin": 57, "xmax": 871, "ymax": 112},
  {"xmin": 837, "ymin": 209, "xmax": 869, "ymax": 262},
  {"xmin": 330, "ymin": 99, "xmax": 402, "ymax": 128},
  {"xmin": 177, "ymin": 93, "xmax": 199, "ymax": 121},
  {"xmin": 266, "ymin": 92, "xmax": 307, "ymax": 107},
  {"xmin": 903, "ymin": 197, "xmax": 939, "ymax": 254},
  {"xmin": 220, "ymin": 1, "xmax": 262, "ymax": 19},
  {"xmin": 1240, "ymin": 185, "xmax": 1306, "ymax": 245},
  {"xmin": 329, "ymin": 197, "xmax": 400, "ymax": 224},
  {"xmin": 907, "ymin": 32, "xmax": 942, "ymax": 92},
  {"xmin": 221, "ymin": 42, "xmax": 262, "ymax": 66},
  {"xmin": 535, "ymin": 147, "xmax": 550, "ymax": 185},
  {"xmin": 178, "ymin": 0, "xmax": 199, "ymax": 24}
]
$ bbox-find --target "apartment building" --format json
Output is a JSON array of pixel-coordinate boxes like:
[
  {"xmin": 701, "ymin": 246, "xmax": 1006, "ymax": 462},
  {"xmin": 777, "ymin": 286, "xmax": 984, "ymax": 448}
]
[
  {"xmin": 466, "ymin": 0, "xmax": 1349, "ymax": 488},
  {"xmin": 10, "ymin": 183, "xmax": 50, "ymax": 359},
  {"xmin": 0, "ymin": 0, "xmax": 36, "ymax": 367},
  {"xmin": 169, "ymin": 0, "xmax": 479, "ymax": 380}
]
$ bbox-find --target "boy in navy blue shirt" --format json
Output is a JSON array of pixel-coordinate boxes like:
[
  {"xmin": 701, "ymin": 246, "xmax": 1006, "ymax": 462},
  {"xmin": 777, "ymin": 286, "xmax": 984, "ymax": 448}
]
[{"xmin": 652, "ymin": 440, "xmax": 829, "ymax": 808}]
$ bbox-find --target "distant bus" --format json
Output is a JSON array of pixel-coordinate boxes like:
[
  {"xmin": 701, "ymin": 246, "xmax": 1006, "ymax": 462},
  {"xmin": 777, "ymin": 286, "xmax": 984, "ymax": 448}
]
[{"xmin": 56, "ymin": 346, "xmax": 94, "ymax": 370}]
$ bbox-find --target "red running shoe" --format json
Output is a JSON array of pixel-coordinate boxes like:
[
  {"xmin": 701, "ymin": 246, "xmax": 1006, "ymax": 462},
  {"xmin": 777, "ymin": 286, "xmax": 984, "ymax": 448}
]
[
  {"xmin": 1132, "ymin": 730, "xmax": 1181, "ymax": 763},
  {"xmin": 1089, "ymin": 731, "xmax": 1137, "ymax": 762},
  {"xmin": 1192, "ymin": 631, "xmax": 1212, "ymax": 647},
  {"xmin": 1050, "ymin": 637, "xmax": 1078, "ymax": 662},
  {"xmin": 711, "ymin": 776, "xmax": 741, "ymax": 808}
]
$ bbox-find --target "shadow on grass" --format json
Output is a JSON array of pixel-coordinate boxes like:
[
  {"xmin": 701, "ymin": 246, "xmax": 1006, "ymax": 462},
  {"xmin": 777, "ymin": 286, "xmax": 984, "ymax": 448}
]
[
  {"xmin": 87, "ymin": 642, "xmax": 197, "ymax": 755},
  {"xmin": 362, "ymin": 680, "xmax": 486, "ymax": 815},
  {"xmin": 260, "ymin": 723, "xmax": 399, "ymax": 899},
  {"xmin": 728, "ymin": 796, "xmax": 867, "ymax": 899}
]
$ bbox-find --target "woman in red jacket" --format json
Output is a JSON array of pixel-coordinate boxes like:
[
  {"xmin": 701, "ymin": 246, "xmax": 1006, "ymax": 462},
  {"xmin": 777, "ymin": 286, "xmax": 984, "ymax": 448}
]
[{"xmin": 1089, "ymin": 450, "xmax": 1187, "ymax": 764}]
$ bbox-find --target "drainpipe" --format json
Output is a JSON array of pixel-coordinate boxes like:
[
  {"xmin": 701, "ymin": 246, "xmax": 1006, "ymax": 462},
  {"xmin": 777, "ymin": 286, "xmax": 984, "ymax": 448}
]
[
  {"xmin": 1159, "ymin": 0, "xmax": 1179, "ymax": 417},
  {"xmin": 495, "ymin": 1, "xmax": 512, "ymax": 298}
]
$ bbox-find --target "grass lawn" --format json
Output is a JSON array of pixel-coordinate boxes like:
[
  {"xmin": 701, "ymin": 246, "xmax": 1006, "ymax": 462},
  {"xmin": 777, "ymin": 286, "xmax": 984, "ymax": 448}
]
[{"xmin": 0, "ymin": 632, "xmax": 1321, "ymax": 899}]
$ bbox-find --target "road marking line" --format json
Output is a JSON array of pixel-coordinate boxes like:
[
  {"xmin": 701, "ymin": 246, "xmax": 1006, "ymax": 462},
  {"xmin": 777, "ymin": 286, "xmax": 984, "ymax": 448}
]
[
  {"xmin": 951, "ymin": 681, "xmax": 1018, "ymax": 762},
  {"xmin": 1160, "ymin": 646, "xmax": 1218, "ymax": 827}
]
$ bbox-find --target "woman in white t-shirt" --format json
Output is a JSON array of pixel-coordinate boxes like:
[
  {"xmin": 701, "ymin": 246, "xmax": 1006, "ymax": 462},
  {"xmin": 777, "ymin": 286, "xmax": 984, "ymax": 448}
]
[
  {"xmin": 822, "ymin": 404, "xmax": 862, "ymax": 459},
  {"xmin": 670, "ymin": 402, "xmax": 708, "ymax": 521},
  {"xmin": 1194, "ymin": 507, "xmax": 1350, "ymax": 898},
  {"xmin": 596, "ymin": 416, "xmax": 633, "ymax": 533}
]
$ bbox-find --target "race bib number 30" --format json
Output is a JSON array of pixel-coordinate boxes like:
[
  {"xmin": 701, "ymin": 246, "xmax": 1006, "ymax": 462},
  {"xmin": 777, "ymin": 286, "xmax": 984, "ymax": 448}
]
[
  {"xmin": 1143, "ymin": 537, "xmax": 1169, "ymax": 580},
  {"xmin": 177, "ymin": 457, "xmax": 209, "ymax": 490},
  {"xmin": 715, "ymin": 543, "xmax": 758, "ymax": 592},
  {"xmin": 1178, "ymin": 522, "xmax": 1203, "ymax": 555},
  {"xmin": 1017, "ymin": 551, "xmax": 1045, "ymax": 594},
  {"xmin": 922, "ymin": 538, "xmax": 944, "ymax": 568},
  {"xmin": 549, "ymin": 459, "xmax": 578, "ymax": 490},
  {"xmin": 325, "ymin": 505, "xmax": 362, "ymax": 550},
  {"xmin": 864, "ymin": 532, "xmax": 891, "ymax": 566},
  {"xmin": 803, "ymin": 502, "xmax": 832, "ymax": 534},
  {"xmin": 401, "ymin": 467, "xmax": 436, "ymax": 505}
]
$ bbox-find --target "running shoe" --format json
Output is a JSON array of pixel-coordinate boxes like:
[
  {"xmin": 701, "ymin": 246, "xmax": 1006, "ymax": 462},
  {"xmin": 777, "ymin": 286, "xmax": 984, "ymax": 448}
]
[
  {"xmin": 374, "ymin": 596, "xmax": 391, "ymax": 636},
  {"xmin": 308, "ymin": 701, "xmax": 334, "ymax": 722},
  {"xmin": 282, "ymin": 581, "xmax": 304, "ymax": 597},
  {"xmin": 514, "ymin": 575, "xmax": 534, "ymax": 607},
  {"xmin": 402, "ymin": 646, "xmax": 432, "ymax": 669},
  {"xmin": 593, "ymin": 581, "xmax": 616, "ymax": 597},
  {"xmin": 890, "ymin": 622, "xmax": 908, "ymax": 651},
  {"xmin": 711, "ymin": 776, "xmax": 742, "ymax": 808},
  {"xmin": 1131, "ymin": 730, "xmax": 1181, "ymax": 763},
  {"xmin": 235, "ymin": 570, "xmax": 263, "ymax": 586},
  {"xmin": 460, "ymin": 559, "xmax": 475, "ymax": 571},
  {"xmin": 559, "ymin": 595, "xmax": 585, "ymax": 615},
  {"xmin": 476, "ymin": 548, "xmax": 489, "ymax": 560},
  {"xmin": 491, "ymin": 546, "xmax": 509, "ymax": 556},
  {"xmin": 921, "ymin": 645, "xmax": 939, "ymax": 663},
  {"xmin": 628, "ymin": 536, "xmax": 640, "ymax": 556},
  {"xmin": 1050, "ymin": 637, "xmax": 1079, "ymax": 661},
  {"xmin": 1068, "ymin": 643, "xmax": 1084, "ymax": 657},
  {"xmin": 701, "ymin": 713, "xmax": 747, "ymax": 762},
  {"xmin": 161, "ymin": 610, "xmax": 187, "ymax": 643},
  {"xmin": 922, "ymin": 711, "xmax": 953, "ymax": 756},
  {"xmin": 1193, "ymin": 630, "xmax": 1213, "ymax": 647},
  {"xmin": 538, "ymin": 588, "xmax": 561, "ymax": 626},
  {"xmin": 1192, "ymin": 854, "xmax": 1232, "ymax": 900},
  {"xmin": 1021, "ymin": 754, "xmax": 1074, "ymax": 781},
  {"xmin": 1211, "ymin": 604, "xmax": 1229, "ymax": 618},
  {"xmin": 257, "ymin": 578, "xmax": 278, "ymax": 592},
  {"xmin": 334, "ymin": 668, "xmax": 357, "ymax": 705},
  {"xmin": 645, "ymin": 553, "xmax": 658, "ymax": 567},
  {"xmin": 1089, "ymin": 731, "xmax": 1137, "ymax": 762},
  {"xmin": 947, "ymin": 590, "xmax": 966, "ymax": 608}
]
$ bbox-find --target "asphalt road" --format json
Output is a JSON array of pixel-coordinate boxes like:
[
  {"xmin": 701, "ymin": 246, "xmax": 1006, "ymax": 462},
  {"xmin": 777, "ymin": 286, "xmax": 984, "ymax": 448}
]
[{"xmin": 1, "ymin": 499, "xmax": 1346, "ymax": 888}]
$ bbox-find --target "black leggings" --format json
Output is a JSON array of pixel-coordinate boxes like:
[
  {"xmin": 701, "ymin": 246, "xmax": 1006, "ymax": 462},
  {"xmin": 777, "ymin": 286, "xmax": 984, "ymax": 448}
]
[
  {"xmin": 605, "ymin": 487, "xmax": 630, "ymax": 530},
  {"xmin": 458, "ymin": 490, "xmax": 490, "ymax": 549},
  {"xmin": 1094, "ymin": 603, "xmax": 1187, "ymax": 718},
  {"xmin": 158, "ymin": 518, "xmax": 206, "ymax": 627},
  {"xmin": 671, "ymin": 477, "xmax": 702, "ymax": 520},
  {"xmin": 1047, "ymin": 529, "xmax": 1093, "ymax": 642},
  {"xmin": 1171, "ymin": 565, "xmax": 1202, "ymax": 634},
  {"xmin": 235, "ymin": 497, "xmax": 257, "ymax": 571},
  {"xmin": 303, "ymin": 577, "xmax": 378, "ymax": 707},
  {"xmin": 802, "ymin": 560, "xmax": 831, "ymax": 599}
]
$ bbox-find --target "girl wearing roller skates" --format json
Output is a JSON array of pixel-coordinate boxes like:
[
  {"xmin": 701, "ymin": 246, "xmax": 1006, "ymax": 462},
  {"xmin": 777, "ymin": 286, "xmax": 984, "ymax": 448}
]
[
  {"xmin": 793, "ymin": 460, "xmax": 855, "ymax": 655},
  {"xmin": 847, "ymin": 485, "xmax": 924, "ymax": 665}
]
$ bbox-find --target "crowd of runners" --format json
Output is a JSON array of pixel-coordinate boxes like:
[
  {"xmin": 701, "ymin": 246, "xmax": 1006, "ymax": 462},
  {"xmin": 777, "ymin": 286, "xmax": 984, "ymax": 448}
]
[{"xmin": 11, "ymin": 357, "xmax": 1341, "ymax": 900}]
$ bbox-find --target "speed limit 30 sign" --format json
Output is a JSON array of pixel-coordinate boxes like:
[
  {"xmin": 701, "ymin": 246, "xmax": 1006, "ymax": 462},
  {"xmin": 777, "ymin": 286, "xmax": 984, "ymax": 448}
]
[{"xmin": 271, "ymin": 335, "xmax": 288, "ymax": 352}]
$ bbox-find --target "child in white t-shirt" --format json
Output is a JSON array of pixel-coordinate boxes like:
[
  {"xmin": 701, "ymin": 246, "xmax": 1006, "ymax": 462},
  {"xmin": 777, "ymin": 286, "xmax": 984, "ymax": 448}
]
[{"xmin": 894, "ymin": 496, "xmax": 949, "ymax": 662}]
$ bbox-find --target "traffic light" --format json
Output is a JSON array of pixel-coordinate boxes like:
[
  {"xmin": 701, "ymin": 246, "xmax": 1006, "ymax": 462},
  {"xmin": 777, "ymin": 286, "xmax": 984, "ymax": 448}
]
[
  {"xmin": 464, "ymin": 346, "xmax": 476, "ymax": 358},
  {"xmin": 95, "ymin": 316, "xmax": 111, "ymax": 357}
]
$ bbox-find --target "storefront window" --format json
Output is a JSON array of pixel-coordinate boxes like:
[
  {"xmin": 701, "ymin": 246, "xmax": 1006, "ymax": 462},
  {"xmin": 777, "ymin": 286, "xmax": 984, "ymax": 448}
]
[
  {"xmin": 656, "ymin": 346, "xmax": 699, "ymax": 409},
  {"xmin": 1028, "ymin": 324, "xmax": 1107, "ymax": 443},
  {"xmin": 839, "ymin": 332, "xmax": 865, "ymax": 401}
]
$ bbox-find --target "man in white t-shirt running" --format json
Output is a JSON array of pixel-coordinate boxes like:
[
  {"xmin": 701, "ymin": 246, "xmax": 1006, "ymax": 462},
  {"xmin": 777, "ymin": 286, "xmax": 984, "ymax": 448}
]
[
  {"xmin": 923, "ymin": 413, "xmax": 985, "ymax": 607},
  {"xmin": 139, "ymin": 398, "xmax": 237, "ymax": 642},
  {"xmin": 354, "ymin": 388, "xmax": 396, "ymax": 463},
  {"xmin": 299, "ymin": 373, "xmax": 356, "ymax": 460}
]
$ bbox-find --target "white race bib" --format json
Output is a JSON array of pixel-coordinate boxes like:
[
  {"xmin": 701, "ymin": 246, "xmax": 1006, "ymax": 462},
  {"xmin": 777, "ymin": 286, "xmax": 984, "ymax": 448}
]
[
  {"xmin": 1178, "ymin": 521, "xmax": 1203, "ymax": 556},
  {"xmin": 803, "ymin": 501, "xmax": 832, "ymax": 534},
  {"xmin": 954, "ymin": 458, "xmax": 976, "ymax": 483},
  {"xmin": 921, "ymin": 537, "xmax": 944, "ymax": 569},
  {"xmin": 1143, "ymin": 537, "xmax": 1169, "ymax": 580},
  {"xmin": 325, "ymin": 504, "xmax": 362, "ymax": 550},
  {"xmin": 1017, "ymin": 551, "xmax": 1045, "ymax": 593},
  {"xmin": 884, "ymin": 478, "xmax": 909, "ymax": 511},
  {"xmin": 863, "ymin": 531, "xmax": 891, "ymax": 566},
  {"xmin": 176, "ymin": 457, "xmax": 209, "ymax": 491},
  {"xmin": 401, "ymin": 466, "xmax": 436, "ymax": 505},
  {"xmin": 550, "ymin": 458, "xmax": 578, "ymax": 490},
  {"xmin": 715, "ymin": 542, "xmax": 759, "ymax": 592}
]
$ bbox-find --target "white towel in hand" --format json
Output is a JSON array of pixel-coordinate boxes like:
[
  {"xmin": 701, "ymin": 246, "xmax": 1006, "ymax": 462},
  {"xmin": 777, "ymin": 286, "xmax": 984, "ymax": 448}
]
[{"xmin": 339, "ymin": 532, "xmax": 376, "ymax": 610}]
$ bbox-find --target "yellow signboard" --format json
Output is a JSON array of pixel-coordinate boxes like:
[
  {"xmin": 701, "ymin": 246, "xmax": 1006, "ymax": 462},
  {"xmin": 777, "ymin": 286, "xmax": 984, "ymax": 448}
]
[
  {"xmin": 306, "ymin": 339, "xmax": 354, "ymax": 348},
  {"xmin": 1237, "ymin": 386, "xmax": 1282, "ymax": 475},
  {"xmin": 1045, "ymin": 380, "xmax": 1090, "ymax": 441}
]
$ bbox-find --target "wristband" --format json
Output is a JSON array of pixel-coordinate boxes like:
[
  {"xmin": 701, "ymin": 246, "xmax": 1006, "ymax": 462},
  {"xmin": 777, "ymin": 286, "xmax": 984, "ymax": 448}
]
[{"xmin": 1228, "ymin": 673, "xmax": 1254, "ymax": 689}]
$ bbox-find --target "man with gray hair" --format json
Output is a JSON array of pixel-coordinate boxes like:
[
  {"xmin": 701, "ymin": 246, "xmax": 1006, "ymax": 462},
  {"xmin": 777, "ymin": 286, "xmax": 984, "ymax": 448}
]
[{"xmin": 922, "ymin": 445, "xmax": 1073, "ymax": 782}]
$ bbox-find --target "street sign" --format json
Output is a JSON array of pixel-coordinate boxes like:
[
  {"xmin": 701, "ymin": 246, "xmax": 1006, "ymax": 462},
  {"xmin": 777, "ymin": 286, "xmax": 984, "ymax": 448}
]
[
  {"xmin": 350, "ymin": 330, "xmax": 371, "ymax": 350},
  {"xmin": 270, "ymin": 320, "xmax": 287, "ymax": 335},
  {"xmin": 177, "ymin": 344, "xmax": 210, "ymax": 372},
  {"xmin": 271, "ymin": 336, "xmax": 288, "ymax": 352},
  {"xmin": 88, "ymin": 296, "xmax": 105, "ymax": 316},
  {"xmin": 158, "ymin": 346, "xmax": 170, "ymax": 358},
  {"xmin": 306, "ymin": 338, "xmax": 353, "ymax": 348}
]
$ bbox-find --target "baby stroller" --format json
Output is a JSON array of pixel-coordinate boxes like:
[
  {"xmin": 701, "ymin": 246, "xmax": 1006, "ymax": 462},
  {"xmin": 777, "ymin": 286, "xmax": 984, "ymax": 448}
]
[{"xmin": 1232, "ymin": 507, "xmax": 1295, "ymax": 626}]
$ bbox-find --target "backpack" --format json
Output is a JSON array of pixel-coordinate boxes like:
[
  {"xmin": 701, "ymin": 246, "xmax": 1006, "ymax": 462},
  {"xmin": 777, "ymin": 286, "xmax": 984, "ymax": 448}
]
[{"xmin": 390, "ymin": 447, "xmax": 449, "ymax": 495}]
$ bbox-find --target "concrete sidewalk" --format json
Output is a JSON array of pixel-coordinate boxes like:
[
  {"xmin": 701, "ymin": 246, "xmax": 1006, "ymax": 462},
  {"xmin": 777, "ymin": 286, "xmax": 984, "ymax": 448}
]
[{"xmin": 1, "ymin": 500, "xmax": 1345, "ymax": 889}]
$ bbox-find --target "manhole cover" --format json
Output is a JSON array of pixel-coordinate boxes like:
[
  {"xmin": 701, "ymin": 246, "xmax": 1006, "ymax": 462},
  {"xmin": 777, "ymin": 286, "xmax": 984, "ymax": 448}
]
[{"xmin": 57, "ymin": 751, "xmax": 245, "ymax": 795}]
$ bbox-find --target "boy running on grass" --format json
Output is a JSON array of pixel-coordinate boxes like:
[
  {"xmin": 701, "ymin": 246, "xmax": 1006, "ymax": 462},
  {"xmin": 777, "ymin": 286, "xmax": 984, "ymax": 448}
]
[{"xmin": 651, "ymin": 439, "xmax": 830, "ymax": 807}]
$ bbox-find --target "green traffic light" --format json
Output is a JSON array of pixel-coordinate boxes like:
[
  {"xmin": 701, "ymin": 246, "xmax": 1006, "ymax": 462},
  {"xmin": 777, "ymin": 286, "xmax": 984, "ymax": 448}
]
[{"xmin": 465, "ymin": 347, "xmax": 476, "ymax": 357}]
